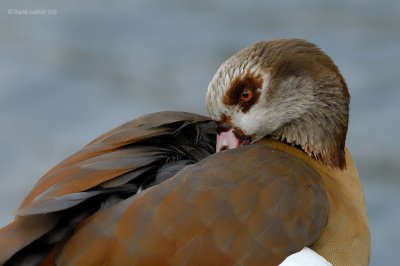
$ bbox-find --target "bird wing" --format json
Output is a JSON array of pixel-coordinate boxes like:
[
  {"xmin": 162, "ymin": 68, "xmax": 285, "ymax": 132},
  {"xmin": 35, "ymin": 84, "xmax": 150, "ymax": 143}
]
[
  {"xmin": 57, "ymin": 144, "xmax": 329, "ymax": 266},
  {"xmin": 0, "ymin": 111, "xmax": 216, "ymax": 264},
  {"xmin": 17, "ymin": 111, "xmax": 215, "ymax": 215}
]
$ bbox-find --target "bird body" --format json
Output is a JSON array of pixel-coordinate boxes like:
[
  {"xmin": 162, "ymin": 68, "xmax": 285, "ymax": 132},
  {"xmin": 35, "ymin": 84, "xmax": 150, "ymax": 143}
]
[
  {"xmin": 0, "ymin": 39, "xmax": 370, "ymax": 265},
  {"xmin": 56, "ymin": 140, "xmax": 328, "ymax": 265},
  {"xmin": 260, "ymin": 139, "xmax": 370, "ymax": 265}
]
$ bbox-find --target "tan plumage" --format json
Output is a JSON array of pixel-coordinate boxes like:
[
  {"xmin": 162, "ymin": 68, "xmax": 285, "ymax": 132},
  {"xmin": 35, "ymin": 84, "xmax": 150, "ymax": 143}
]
[
  {"xmin": 260, "ymin": 139, "xmax": 370, "ymax": 265},
  {"xmin": 0, "ymin": 39, "xmax": 370, "ymax": 265}
]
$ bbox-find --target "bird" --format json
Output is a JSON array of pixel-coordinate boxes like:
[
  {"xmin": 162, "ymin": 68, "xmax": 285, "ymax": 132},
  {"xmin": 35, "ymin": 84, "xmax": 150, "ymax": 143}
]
[{"xmin": 0, "ymin": 39, "xmax": 370, "ymax": 265}]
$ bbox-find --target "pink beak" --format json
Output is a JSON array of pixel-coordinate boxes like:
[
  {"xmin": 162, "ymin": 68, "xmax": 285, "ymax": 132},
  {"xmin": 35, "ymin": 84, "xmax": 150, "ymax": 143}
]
[{"xmin": 216, "ymin": 128, "xmax": 241, "ymax": 152}]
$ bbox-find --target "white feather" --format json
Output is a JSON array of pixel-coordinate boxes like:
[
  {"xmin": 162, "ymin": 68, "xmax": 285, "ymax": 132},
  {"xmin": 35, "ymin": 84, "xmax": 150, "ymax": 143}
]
[{"xmin": 279, "ymin": 247, "xmax": 332, "ymax": 266}]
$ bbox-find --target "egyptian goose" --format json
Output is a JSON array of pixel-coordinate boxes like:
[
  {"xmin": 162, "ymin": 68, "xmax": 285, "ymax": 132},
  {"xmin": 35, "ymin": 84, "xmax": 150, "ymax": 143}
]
[{"xmin": 0, "ymin": 39, "xmax": 370, "ymax": 265}]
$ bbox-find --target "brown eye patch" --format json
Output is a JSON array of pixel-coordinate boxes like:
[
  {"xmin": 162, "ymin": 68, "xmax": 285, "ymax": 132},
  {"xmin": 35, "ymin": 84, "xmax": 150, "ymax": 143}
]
[{"xmin": 222, "ymin": 73, "xmax": 263, "ymax": 113}]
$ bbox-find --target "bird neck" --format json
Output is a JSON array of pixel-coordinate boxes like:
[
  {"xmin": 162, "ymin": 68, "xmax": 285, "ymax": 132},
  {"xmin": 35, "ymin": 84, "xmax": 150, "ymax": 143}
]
[{"xmin": 266, "ymin": 115, "xmax": 348, "ymax": 169}]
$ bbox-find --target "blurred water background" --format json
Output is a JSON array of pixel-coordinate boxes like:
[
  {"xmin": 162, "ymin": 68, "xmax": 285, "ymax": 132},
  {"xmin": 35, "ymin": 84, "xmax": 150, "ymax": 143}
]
[{"xmin": 0, "ymin": 0, "xmax": 399, "ymax": 264}]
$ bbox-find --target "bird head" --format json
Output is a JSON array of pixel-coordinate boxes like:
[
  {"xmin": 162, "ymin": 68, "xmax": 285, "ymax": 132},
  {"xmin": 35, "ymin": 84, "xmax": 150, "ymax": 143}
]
[{"xmin": 206, "ymin": 39, "xmax": 350, "ymax": 169}]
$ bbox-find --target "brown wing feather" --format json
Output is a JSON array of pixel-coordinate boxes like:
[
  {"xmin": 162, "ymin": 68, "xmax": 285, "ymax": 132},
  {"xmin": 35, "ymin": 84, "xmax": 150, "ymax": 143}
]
[
  {"xmin": 57, "ymin": 144, "xmax": 329, "ymax": 266},
  {"xmin": 18, "ymin": 111, "xmax": 212, "ymax": 211},
  {"xmin": 0, "ymin": 215, "xmax": 59, "ymax": 264},
  {"xmin": 1, "ymin": 111, "xmax": 215, "ymax": 265}
]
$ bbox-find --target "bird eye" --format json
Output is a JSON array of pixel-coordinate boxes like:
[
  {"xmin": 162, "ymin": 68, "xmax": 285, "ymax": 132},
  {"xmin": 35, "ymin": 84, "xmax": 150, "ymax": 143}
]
[{"xmin": 240, "ymin": 89, "xmax": 253, "ymax": 102}]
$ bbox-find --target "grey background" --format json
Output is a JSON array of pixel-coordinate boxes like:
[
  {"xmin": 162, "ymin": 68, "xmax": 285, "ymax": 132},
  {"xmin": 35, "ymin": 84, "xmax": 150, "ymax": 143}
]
[{"xmin": 0, "ymin": 1, "xmax": 399, "ymax": 265}]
